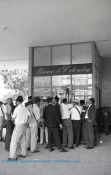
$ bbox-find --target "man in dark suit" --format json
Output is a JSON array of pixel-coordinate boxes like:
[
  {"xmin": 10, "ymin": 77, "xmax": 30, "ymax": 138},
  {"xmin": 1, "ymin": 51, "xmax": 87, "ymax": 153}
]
[
  {"xmin": 84, "ymin": 98, "xmax": 96, "ymax": 149},
  {"xmin": 43, "ymin": 97, "xmax": 67, "ymax": 152}
]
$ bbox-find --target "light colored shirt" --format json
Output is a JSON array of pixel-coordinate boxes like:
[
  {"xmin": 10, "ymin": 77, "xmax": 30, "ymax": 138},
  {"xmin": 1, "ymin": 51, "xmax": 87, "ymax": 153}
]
[
  {"xmin": 60, "ymin": 103, "xmax": 71, "ymax": 119},
  {"xmin": 12, "ymin": 104, "xmax": 30, "ymax": 124},
  {"xmin": 70, "ymin": 105, "xmax": 82, "ymax": 120},
  {"xmin": 33, "ymin": 103, "xmax": 41, "ymax": 121},
  {"xmin": 85, "ymin": 104, "xmax": 91, "ymax": 119}
]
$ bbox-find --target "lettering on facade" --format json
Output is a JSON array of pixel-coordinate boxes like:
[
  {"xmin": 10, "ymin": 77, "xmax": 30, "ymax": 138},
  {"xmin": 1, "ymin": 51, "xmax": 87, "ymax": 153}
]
[{"xmin": 33, "ymin": 63, "xmax": 92, "ymax": 76}]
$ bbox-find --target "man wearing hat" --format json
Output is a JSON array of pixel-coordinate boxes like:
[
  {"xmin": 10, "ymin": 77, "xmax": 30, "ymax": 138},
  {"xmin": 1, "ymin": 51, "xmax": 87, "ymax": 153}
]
[
  {"xmin": 26, "ymin": 96, "xmax": 41, "ymax": 153},
  {"xmin": 43, "ymin": 97, "xmax": 67, "ymax": 152},
  {"xmin": 70, "ymin": 99, "xmax": 82, "ymax": 147},
  {"xmin": 8, "ymin": 96, "xmax": 30, "ymax": 160},
  {"xmin": 84, "ymin": 98, "xmax": 96, "ymax": 149}
]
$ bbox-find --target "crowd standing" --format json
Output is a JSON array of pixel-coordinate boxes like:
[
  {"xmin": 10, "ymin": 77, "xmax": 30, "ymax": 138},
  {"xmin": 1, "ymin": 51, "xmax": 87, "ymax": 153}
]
[{"xmin": 0, "ymin": 95, "xmax": 107, "ymax": 161}]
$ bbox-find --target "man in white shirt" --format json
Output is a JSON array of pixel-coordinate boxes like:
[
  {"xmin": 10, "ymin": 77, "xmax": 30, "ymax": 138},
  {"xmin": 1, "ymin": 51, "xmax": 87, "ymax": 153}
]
[
  {"xmin": 8, "ymin": 96, "xmax": 30, "ymax": 160},
  {"xmin": 26, "ymin": 96, "xmax": 41, "ymax": 153},
  {"xmin": 70, "ymin": 99, "xmax": 82, "ymax": 147},
  {"xmin": 61, "ymin": 98, "xmax": 74, "ymax": 149}
]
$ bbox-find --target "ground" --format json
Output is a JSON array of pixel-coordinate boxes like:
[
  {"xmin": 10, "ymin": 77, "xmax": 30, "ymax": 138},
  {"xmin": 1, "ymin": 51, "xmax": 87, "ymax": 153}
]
[{"xmin": 0, "ymin": 134, "xmax": 111, "ymax": 175}]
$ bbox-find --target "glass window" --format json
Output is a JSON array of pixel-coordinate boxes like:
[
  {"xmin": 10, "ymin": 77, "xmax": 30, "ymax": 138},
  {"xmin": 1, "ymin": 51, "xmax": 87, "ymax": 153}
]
[
  {"xmin": 52, "ymin": 75, "xmax": 71, "ymax": 86},
  {"xmin": 72, "ymin": 86, "xmax": 92, "ymax": 101},
  {"xmin": 34, "ymin": 87, "xmax": 51, "ymax": 97},
  {"xmin": 52, "ymin": 45, "xmax": 71, "ymax": 65},
  {"xmin": 34, "ymin": 47, "xmax": 51, "ymax": 66},
  {"xmin": 72, "ymin": 74, "xmax": 92, "ymax": 86},
  {"xmin": 72, "ymin": 43, "xmax": 92, "ymax": 64},
  {"xmin": 34, "ymin": 76, "xmax": 51, "ymax": 87}
]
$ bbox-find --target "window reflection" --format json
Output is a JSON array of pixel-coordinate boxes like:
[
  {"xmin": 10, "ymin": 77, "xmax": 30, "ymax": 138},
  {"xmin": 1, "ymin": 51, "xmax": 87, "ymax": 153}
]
[
  {"xmin": 52, "ymin": 45, "xmax": 70, "ymax": 65},
  {"xmin": 72, "ymin": 74, "xmax": 92, "ymax": 86},
  {"xmin": 34, "ymin": 87, "xmax": 51, "ymax": 97},
  {"xmin": 34, "ymin": 47, "xmax": 51, "ymax": 66},
  {"xmin": 34, "ymin": 76, "xmax": 51, "ymax": 87},
  {"xmin": 52, "ymin": 75, "xmax": 71, "ymax": 86}
]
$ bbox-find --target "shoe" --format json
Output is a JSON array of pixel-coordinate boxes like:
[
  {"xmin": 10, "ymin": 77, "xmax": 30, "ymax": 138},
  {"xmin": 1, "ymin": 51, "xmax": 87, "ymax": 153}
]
[
  {"xmin": 17, "ymin": 154, "xmax": 26, "ymax": 158},
  {"xmin": 86, "ymin": 146, "xmax": 94, "ymax": 149},
  {"xmin": 31, "ymin": 150, "xmax": 40, "ymax": 153},
  {"xmin": 68, "ymin": 146, "xmax": 75, "ymax": 149},
  {"xmin": 27, "ymin": 147, "xmax": 30, "ymax": 151},
  {"xmin": 49, "ymin": 148, "xmax": 55, "ymax": 152},
  {"xmin": 75, "ymin": 145, "xmax": 79, "ymax": 147},
  {"xmin": 8, "ymin": 158, "xmax": 18, "ymax": 161},
  {"xmin": 59, "ymin": 149, "xmax": 68, "ymax": 152}
]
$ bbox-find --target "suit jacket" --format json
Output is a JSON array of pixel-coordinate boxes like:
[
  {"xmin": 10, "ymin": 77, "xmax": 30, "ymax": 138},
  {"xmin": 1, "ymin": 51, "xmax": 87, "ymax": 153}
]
[
  {"xmin": 87, "ymin": 104, "xmax": 96, "ymax": 122},
  {"xmin": 43, "ymin": 104, "xmax": 61, "ymax": 128},
  {"xmin": 55, "ymin": 103, "xmax": 61, "ymax": 121}
]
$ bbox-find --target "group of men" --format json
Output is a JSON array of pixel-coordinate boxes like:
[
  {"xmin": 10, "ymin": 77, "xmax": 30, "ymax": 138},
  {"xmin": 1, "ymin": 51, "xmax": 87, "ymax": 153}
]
[{"xmin": 0, "ymin": 95, "xmax": 96, "ymax": 161}]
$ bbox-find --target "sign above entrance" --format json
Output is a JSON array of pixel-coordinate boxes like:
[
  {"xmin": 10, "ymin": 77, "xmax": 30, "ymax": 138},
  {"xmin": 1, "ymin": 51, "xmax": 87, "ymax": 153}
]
[{"xmin": 33, "ymin": 63, "xmax": 92, "ymax": 76}]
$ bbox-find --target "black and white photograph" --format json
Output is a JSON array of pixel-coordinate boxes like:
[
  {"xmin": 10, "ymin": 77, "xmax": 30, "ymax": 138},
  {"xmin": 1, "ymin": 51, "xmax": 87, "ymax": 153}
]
[{"xmin": 0, "ymin": 0, "xmax": 111, "ymax": 175}]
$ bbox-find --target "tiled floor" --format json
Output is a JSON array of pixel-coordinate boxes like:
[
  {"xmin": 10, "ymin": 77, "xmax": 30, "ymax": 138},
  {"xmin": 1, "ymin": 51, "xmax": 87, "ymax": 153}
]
[{"xmin": 0, "ymin": 134, "xmax": 111, "ymax": 175}]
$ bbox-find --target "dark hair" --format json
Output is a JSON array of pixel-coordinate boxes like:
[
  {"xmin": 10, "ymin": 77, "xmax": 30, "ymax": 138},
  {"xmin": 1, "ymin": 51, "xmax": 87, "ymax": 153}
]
[
  {"xmin": 62, "ymin": 98, "xmax": 67, "ymax": 104},
  {"xmin": 89, "ymin": 98, "xmax": 95, "ymax": 104},
  {"xmin": 28, "ymin": 96, "xmax": 33, "ymax": 101},
  {"xmin": 80, "ymin": 100, "xmax": 85, "ymax": 106},
  {"xmin": 34, "ymin": 97, "xmax": 41, "ymax": 104},
  {"xmin": 16, "ymin": 96, "xmax": 23, "ymax": 103},
  {"xmin": 47, "ymin": 96, "xmax": 53, "ymax": 103},
  {"xmin": 55, "ymin": 96, "xmax": 59, "ymax": 102},
  {"xmin": 0, "ymin": 101, "xmax": 3, "ymax": 105}
]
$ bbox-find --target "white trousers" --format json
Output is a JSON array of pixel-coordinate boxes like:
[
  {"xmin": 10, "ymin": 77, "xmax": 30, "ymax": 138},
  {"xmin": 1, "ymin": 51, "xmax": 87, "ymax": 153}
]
[
  {"xmin": 26, "ymin": 125, "xmax": 38, "ymax": 152},
  {"xmin": 40, "ymin": 127, "xmax": 48, "ymax": 144},
  {"xmin": 10, "ymin": 124, "xmax": 26, "ymax": 159}
]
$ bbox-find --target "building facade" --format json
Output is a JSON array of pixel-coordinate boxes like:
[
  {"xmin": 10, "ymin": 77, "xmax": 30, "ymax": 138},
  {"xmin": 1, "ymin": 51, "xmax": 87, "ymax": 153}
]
[{"xmin": 29, "ymin": 42, "xmax": 101, "ymax": 107}]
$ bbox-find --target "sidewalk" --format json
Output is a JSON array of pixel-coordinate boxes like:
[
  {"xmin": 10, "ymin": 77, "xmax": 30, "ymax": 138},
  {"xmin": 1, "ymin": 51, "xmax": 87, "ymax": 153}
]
[{"xmin": 0, "ymin": 134, "xmax": 111, "ymax": 175}]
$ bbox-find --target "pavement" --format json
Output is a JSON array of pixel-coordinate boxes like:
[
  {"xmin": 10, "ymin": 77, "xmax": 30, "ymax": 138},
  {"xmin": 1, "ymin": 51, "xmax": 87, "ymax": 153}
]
[{"xmin": 0, "ymin": 134, "xmax": 111, "ymax": 175}]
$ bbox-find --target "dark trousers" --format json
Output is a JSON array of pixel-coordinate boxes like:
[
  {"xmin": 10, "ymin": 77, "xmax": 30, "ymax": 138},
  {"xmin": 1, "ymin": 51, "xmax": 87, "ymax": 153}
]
[
  {"xmin": 72, "ymin": 120, "xmax": 81, "ymax": 146},
  {"xmin": 80, "ymin": 122, "xmax": 86, "ymax": 143},
  {"xmin": 62, "ymin": 119, "xmax": 73, "ymax": 147},
  {"xmin": 5, "ymin": 120, "xmax": 14, "ymax": 151},
  {"xmin": 84, "ymin": 120, "xmax": 94, "ymax": 147},
  {"xmin": 48, "ymin": 127, "xmax": 61, "ymax": 150}
]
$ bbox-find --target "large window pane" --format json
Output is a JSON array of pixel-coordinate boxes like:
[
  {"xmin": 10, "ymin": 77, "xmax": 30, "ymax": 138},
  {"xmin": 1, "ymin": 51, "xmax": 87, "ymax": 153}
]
[
  {"xmin": 34, "ymin": 87, "xmax": 51, "ymax": 97},
  {"xmin": 34, "ymin": 47, "xmax": 51, "ymax": 66},
  {"xmin": 72, "ymin": 74, "xmax": 92, "ymax": 86},
  {"xmin": 52, "ymin": 45, "xmax": 70, "ymax": 65},
  {"xmin": 72, "ymin": 43, "xmax": 92, "ymax": 64},
  {"xmin": 72, "ymin": 86, "xmax": 92, "ymax": 101},
  {"xmin": 52, "ymin": 75, "xmax": 71, "ymax": 86},
  {"xmin": 34, "ymin": 76, "xmax": 51, "ymax": 87}
]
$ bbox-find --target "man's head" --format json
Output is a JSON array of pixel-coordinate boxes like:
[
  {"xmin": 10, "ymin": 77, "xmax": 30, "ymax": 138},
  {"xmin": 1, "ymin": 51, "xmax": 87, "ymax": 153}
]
[
  {"xmin": 53, "ymin": 96, "xmax": 59, "ymax": 104},
  {"xmin": 89, "ymin": 98, "xmax": 95, "ymax": 105},
  {"xmin": 28, "ymin": 96, "xmax": 33, "ymax": 101},
  {"xmin": 7, "ymin": 98, "xmax": 13, "ymax": 105},
  {"xmin": 73, "ymin": 99, "xmax": 79, "ymax": 105},
  {"xmin": 47, "ymin": 96, "xmax": 53, "ymax": 104},
  {"xmin": 33, "ymin": 96, "xmax": 41, "ymax": 105},
  {"xmin": 16, "ymin": 96, "xmax": 23, "ymax": 105},
  {"xmin": 62, "ymin": 98, "xmax": 67, "ymax": 104},
  {"xmin": 80, "ymin": 100, "xmax": 85, "ymax": 106}
]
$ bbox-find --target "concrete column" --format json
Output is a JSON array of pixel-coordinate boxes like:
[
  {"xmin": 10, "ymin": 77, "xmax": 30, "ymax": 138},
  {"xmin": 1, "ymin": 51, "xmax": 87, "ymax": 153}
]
[{"xmin": 28, "ymin": 47, "xmax": 34, "ymax": 96}]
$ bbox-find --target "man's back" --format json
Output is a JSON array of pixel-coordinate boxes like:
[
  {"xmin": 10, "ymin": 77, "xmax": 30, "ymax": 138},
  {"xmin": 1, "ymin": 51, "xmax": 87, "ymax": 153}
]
[{"xmin": 43, "ymin": 104, "xmax": 60, "ymax": 128}]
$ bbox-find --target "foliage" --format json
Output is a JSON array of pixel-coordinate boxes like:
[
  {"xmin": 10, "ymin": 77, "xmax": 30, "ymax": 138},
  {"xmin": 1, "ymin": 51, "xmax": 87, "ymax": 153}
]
[{"xmin": 0, "ymin": 69, "xmax": 28, "ymax": 99}]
